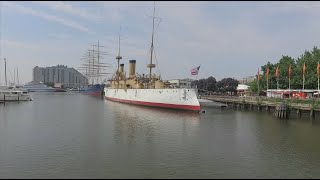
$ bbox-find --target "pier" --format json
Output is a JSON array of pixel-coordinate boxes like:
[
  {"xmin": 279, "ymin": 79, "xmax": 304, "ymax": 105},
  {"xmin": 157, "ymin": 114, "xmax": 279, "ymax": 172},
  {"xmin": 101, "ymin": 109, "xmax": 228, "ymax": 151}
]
[{"xmin": 202, "ymin": 95, "xmax": 320, "ymax": 119}]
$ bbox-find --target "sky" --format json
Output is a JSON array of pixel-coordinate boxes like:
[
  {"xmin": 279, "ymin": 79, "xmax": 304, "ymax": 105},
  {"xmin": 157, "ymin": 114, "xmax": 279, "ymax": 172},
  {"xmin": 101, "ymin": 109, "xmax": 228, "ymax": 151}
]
[{"xmin": 0, "ymin": 1, "xmax": 320, "ymax": 84}]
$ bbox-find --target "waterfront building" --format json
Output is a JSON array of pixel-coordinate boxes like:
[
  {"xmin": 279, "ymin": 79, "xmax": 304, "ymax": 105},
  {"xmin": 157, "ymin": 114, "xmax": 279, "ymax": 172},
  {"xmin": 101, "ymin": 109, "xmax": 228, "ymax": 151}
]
[
  {"xmin": 237, "ymin": 84, "xmax": 250, "ymax": 96},
  {"xmin": 266, "ymin": 89, "xmax": 318, "ymax": 99},
  {"xmin": 238, "ymin": 76, "xmax": 255, "ymax": 84},
  {"xmin": 168, "ymin": 78, "xmax": 193, "ymax": 88},
  {"xmin": 33, "ymin": 65, "xmax": 88, "ymax": 88}
]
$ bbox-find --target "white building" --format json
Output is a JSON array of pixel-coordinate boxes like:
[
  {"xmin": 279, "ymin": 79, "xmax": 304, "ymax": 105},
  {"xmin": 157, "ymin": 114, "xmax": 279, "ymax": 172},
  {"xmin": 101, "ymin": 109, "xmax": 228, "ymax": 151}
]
[
  {"xmin": 168, "ymin": 78, "xmax": 193, "ymax": 88},
  {"xmin": 237, "ymin": 84, "xmax": 250, "ymax": 96}
]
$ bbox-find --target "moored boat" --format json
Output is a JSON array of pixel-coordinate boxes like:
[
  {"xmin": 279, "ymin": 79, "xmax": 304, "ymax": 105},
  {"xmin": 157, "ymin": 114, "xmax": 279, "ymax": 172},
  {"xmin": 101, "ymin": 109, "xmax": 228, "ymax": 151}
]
[
  {"xmin": 104, "ymin": 3, "xmax": 200, "ymax": 112},
  {"xmin": 0, "ymin": 89, "xmax": 32, "ymax": 101},
  {"xmin": 22, "ymin": 82, "xmax": 66, "ymax": 92},
  {"xmin": 82, "ymin": 84, "xmax": 105, "ymax": 96}
]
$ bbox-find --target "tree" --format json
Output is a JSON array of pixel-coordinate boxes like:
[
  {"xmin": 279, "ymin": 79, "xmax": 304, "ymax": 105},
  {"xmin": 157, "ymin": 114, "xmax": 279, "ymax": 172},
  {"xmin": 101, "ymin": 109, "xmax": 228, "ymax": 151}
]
[
  {"xmin": 251, "ymin": 46, "xmax": 320, "ymax": 92},
  {"xmin": 205, "ymin": 76, "xmax": 217, "ymax": 92},
  {"xmin": 216, "ymin": 78, "xmax": 239, "ymax": 94}
]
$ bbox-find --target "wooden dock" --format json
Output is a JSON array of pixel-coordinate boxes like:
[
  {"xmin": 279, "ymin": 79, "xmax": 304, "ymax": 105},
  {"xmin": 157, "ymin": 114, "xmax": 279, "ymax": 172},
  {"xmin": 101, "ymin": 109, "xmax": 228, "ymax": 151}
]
[{"xmin": 201, "ymin": 95, "xmax": 320, "ymax": 118}]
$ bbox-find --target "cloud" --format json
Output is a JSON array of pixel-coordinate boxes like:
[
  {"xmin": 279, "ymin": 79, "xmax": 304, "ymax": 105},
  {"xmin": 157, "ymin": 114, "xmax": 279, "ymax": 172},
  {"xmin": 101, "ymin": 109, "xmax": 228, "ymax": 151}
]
[
  {"xmin": 32, "ymin": 1, "xmax": 101, "ymax": 21},
  {"xmin": 1, "ymin": 39, "xmax": 61, "ymax": 52},
  {"xmin": 270, "ymin": 1, "xmax": 320, "ymax": 14},
  {"xmin": 2, "ymin": 1, "xmax": 320, "ymax": 83},
  {"xmin": 48, "ymin": 33, "xmax": 70, "ymax": 40},
  {"xmin": 3, "ymin": 1, "xmax": 89, "ymax": 32}
]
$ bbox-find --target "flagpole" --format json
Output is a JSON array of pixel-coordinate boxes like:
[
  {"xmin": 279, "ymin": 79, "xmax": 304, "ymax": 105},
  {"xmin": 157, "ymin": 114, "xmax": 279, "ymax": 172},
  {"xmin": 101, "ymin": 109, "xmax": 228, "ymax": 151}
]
[
  {"xmin": 289, "ymin": 64, "xmax": 291, "ymax": 98},
  {"xmin": 276, "ymin": 65, "xmax": 279, "ymax": 90},
  {"xmin": 318, "ymin": 73, "xmax": 319, "ymax": 92},
  {"xmin": 317, "ymin": 62, "xmax": 320, "ymax": 93},
  {"xmin": 289, "ymin": 77, "xmax": 291, "ymax": 98},
  {"xmin": 196, "ymin": 64, "xmax": 200, "ymax": 80},
  {"xmin": 257, "ymin": 68, "xmax": 260, "ymax": 96},
  {"xmin": 303, "ymin": 74, "xmax": 305, "ymax": 90},
  {"xmin": 266, "ymin": 67, "xmax": 269, "ymax": 97},
  {"xmin": 258, "ymin": 80, "xmax": 260, "ymax": 96},
  {"xmin": 303, "ymin": 63, "xmax": 305, "ymax": 90}
]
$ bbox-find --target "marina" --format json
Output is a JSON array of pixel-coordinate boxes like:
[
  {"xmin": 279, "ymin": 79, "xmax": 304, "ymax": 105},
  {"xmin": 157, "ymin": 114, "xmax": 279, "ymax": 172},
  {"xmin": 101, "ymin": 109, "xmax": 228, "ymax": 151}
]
[
  {"xmin": 1, "ymin": 1, "xmax": 320, "ymax": 179},
  {"xmin": 1, "ymin": 93, "xmax": 320, "ymax": 178}
]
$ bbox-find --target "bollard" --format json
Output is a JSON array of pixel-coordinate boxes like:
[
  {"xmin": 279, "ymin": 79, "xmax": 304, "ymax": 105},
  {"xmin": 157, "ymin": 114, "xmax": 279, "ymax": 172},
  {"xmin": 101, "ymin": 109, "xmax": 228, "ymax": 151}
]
[
  {"xmin": 310, "ymin": 109, "xmax": 315, "ymax": 119},
  {"xmin": 296, "ymin": 109, "xmax": 301, "ymax": 118}
]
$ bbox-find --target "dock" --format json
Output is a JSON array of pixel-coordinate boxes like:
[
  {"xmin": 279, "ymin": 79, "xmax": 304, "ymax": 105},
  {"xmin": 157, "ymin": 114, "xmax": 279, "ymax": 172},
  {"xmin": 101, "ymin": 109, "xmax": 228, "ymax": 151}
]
[{"xmin": 201, "ymin": 95, "xmax": 320, "ymax": 119}]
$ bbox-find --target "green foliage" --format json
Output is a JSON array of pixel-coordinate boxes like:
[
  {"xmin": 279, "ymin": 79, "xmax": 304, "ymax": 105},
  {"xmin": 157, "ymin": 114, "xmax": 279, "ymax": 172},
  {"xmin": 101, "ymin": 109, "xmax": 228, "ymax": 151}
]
[
  {"xmin": 251, "ymin": 46, "xmax": 320, "ymax": 92},
  {"xmin": 192, "ymin": 76, "xmax": 238, "ymax": 93},
  {"xmin": 216, "ymin": 78, "xmax": 239, "ymax": 93},
  {"xmin": 44, "ymin": 82, "xmax": 54, "ymax": 87}
]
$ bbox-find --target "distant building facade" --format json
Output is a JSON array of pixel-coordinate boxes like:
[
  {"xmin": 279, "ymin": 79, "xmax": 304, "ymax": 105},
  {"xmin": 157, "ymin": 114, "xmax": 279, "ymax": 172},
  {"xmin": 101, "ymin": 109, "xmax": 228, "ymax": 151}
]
[
  {"xmin": 33, "ymin": 65, "xmax": 88, "ymax": 88},
  {"xmin": 168, "ymin": 78, "xmax": 193, "ymax": 88},
  {"xmin": 238, "ymin": 76, "xmax": 255, "ymax": 84}
]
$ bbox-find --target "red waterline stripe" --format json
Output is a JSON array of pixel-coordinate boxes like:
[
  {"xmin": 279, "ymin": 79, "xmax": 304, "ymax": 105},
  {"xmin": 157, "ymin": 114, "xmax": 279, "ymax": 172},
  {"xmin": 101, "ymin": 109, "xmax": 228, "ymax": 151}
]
[
  {"xmin": 84, "ymin": 92, "xmax": 101, "ymax": 96},
  {"xmin": 105, "ymin": 96, "xmax": 200, "ymax": 111}
]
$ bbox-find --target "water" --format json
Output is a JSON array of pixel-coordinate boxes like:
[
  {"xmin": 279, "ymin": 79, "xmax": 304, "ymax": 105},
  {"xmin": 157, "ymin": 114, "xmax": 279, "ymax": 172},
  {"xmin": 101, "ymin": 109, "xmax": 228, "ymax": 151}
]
[{"xmin": 1, "ymin": 93, "xmax": 320, "ymax": 178}]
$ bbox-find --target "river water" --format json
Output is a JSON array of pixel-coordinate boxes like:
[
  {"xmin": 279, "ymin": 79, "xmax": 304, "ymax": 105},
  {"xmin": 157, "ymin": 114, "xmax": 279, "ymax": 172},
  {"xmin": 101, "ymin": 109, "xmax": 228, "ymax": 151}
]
[{"xmin": 0, "ymin": 93, "xmax": 320, "ymax": 178}]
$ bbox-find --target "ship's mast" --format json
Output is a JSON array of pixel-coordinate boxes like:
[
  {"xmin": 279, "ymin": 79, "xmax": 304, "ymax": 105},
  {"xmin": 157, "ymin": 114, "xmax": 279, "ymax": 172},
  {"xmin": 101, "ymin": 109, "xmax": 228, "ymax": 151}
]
[
  {"xmin": 97, "ymin": 40, "xmax": 100, "ymax": 83},
  {"xmin": 147, "ymin": 1, "xmax": 156, "ymax": 84},
  {"xmin": 93, "ymin": 41, "xmax": 109, "ymax": 83},
  {"xmin": 4, "ymin": 57, "xmax": 7, "ymax": 86},
  {"xmin": 78, "ymin": 41, "xmax": 110, "ymax": 85},
  {"xmin": 88, "ymin": 50, "xmax": 92, "ymax": 84},
  {"xmin": 17, "ymin": 67, "xmax": 19, "ymax": 85},
  {"xmin": 116, "ymin": 26, "xmax": 122, "ymax": 89}
]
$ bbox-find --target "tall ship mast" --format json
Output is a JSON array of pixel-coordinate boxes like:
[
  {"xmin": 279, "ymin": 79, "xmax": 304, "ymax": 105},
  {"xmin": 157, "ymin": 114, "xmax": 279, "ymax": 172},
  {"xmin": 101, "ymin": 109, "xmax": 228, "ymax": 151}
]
[
  {"xmin": 104, "ymin": 2, "xmax": 200, "ymax": 111},
  {"xmin": 78, "ymin": 41, "xmax": 111, "ymax": 96}
]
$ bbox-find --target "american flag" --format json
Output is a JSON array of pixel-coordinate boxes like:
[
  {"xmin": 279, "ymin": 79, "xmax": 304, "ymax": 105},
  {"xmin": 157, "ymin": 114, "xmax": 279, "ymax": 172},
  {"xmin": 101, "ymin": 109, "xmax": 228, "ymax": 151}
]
[{"xmin": 191, "ymin": 66, "xmax": 200, "ymax": 75}]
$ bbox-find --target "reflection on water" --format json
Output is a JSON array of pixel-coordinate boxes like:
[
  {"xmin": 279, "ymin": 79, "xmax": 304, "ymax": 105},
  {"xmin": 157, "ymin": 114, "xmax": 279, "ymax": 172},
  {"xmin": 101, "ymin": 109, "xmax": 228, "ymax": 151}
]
[
  {"xmin": 1, "ymin": 94, "xmax": 320, "ymax": 178},
  {"xmin": 107, "ymin": 101, "xmax": 200, "ymax": 145}
]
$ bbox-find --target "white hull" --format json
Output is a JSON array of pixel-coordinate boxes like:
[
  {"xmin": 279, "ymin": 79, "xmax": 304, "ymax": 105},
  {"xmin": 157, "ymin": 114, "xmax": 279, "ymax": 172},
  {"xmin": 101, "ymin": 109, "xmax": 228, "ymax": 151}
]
[
  {"xmin": 104, "ymin": 88, "xmax": 201, "ymax": 111},
  {"xmin": 0, "ymin": 94, "xmax": 31, "ymax": 101}
]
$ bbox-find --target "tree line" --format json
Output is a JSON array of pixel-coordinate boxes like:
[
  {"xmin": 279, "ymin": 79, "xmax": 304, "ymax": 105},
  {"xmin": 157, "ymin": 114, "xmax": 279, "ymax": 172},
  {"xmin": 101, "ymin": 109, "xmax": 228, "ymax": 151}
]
[
  {"xmin": 249, "ymin": 46, "xmax": 320, "ymax": 92},
  {"xmin": 191, "ymin": 77, "xmax": 239, "ymax": 94}
]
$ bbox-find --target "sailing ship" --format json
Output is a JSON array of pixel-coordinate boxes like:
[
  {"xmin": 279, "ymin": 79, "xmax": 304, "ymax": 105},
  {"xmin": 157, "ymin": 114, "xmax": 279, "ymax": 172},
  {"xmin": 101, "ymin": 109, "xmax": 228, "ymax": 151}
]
[
  {"xmin": 104, "ymin": 3, "xmax": 201, "ymax": 111},
  {"xmin": 78, "ymin": 41, "xmax": 111, "ymax": 96}
]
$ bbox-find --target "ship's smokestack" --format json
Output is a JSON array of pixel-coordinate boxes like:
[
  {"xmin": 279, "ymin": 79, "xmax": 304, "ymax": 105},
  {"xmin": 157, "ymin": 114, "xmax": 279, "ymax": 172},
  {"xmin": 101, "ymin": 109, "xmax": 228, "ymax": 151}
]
[
  {"xmin": 129, "ymin": 60, "xmax": 136, "ymax": 78},
  {"xmin": 120, "ymin": 64, "xmax": 124, "ymax": 73}
]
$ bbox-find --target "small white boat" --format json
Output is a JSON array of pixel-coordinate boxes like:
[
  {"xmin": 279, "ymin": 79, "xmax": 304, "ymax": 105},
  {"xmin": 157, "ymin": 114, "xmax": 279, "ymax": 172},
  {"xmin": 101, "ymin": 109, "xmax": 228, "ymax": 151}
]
[{"xmin": 0, "ymin": 89, "xmax": 32, "ymax": 101}]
